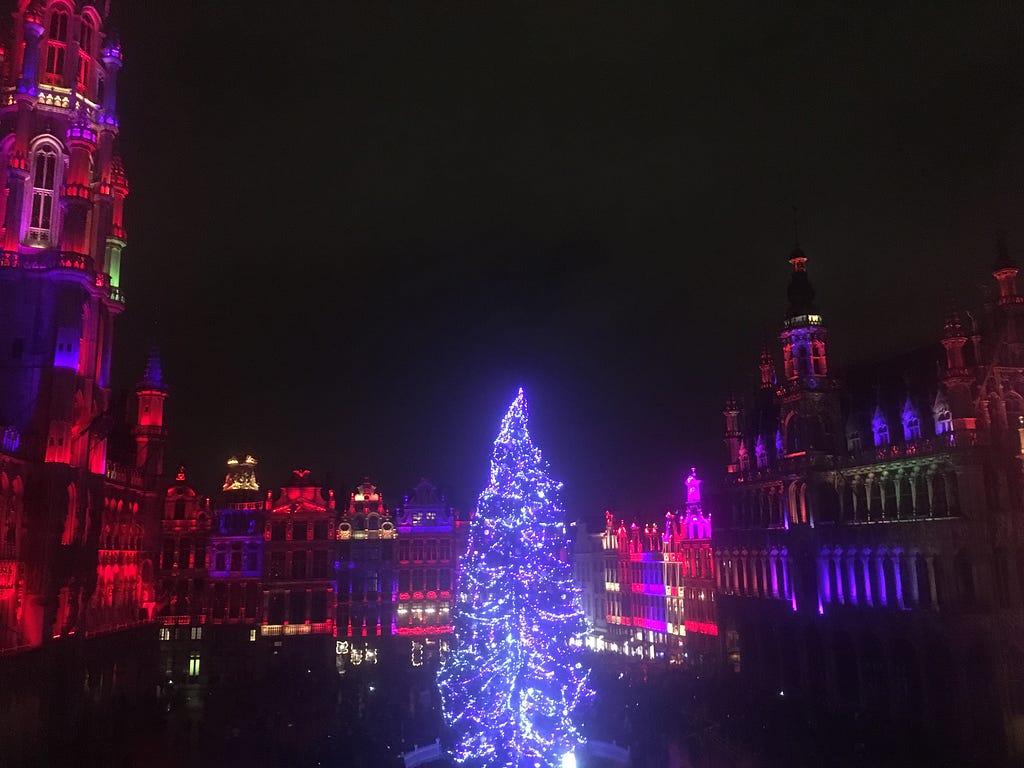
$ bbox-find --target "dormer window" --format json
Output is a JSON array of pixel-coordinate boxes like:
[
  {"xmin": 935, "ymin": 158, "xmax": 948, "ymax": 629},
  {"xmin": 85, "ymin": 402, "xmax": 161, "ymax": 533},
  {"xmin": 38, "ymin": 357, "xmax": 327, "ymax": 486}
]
[
  {"xmin": 933, "ymin": 390, "xmax": 953, "ymax": 436},
  {"xmin": 872, "ymin": 407, "xmax": 889, "ymax": 447},
  {"xmin": 738, "ymin": 442, "xmax": 750, "ymax": 472},
  {"xmin": 902, "ymin": 397, "xmax": 921, "ymax": 441},
  {"xmin": 755, "ymin": 435, "xmax": 768, "ymax": 469},
  {"xmin": 847, "ymin": 430, "xmax": 862, "ymax": 453}
]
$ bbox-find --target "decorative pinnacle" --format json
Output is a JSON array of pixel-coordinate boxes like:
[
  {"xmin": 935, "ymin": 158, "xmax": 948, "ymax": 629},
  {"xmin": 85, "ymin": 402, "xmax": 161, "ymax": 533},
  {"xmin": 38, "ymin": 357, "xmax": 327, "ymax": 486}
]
[{"xmin": 942, "ymin": 285, "xmax": 965, "ymax": 339}]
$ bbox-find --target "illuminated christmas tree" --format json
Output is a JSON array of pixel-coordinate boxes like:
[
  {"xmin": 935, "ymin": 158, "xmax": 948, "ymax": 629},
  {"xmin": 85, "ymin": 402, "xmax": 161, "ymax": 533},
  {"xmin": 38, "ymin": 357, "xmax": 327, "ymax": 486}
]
[{"xmin": 438, "ymin": 388, "xmax": 591, "ymax": 768}]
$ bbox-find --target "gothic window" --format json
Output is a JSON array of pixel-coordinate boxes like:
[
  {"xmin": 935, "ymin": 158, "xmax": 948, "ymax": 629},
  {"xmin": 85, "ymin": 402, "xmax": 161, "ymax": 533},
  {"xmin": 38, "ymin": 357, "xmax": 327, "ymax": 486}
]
[
  {"xmin": 79, "ymin": 18, "xmax": 93, "ymax": 54},
  {"xmin": 28, "ymin": 144, "xmax": 59, "ymax": 245},
  {"xmin": 49, "ymin": 10, "xmax": 68, "ymax": 41},
  {"xmin": 77, "ymin": 52, "xmax": 90, "ymax": 91},
  {"xmin": 45, "ymin": 11, "xmax": 68, "ymax": 84}
]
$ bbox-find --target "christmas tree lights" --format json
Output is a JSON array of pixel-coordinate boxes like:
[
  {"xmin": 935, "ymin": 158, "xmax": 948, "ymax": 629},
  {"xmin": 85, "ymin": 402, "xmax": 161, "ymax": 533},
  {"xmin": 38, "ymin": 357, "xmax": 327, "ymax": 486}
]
[{"xmin": 438, "ymin": 388, "xmax": 591, "ymax": 767}]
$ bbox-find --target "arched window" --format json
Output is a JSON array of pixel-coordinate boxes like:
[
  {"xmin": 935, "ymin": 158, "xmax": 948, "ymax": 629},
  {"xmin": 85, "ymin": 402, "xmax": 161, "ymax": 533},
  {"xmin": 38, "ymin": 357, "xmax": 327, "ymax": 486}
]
[
  {"xmin": 27, "ymin": 143, "xmax": 59, "ymax": 245},
  {"xmin": 755, "ymin": 435, "xmax": 767, "ymax": 469},
  {"xmin": 45, "ymin": 10, "xmax": 69, "ymax": 84},
  {"xmin": 79, "ymin": 18, "xmax": 93, "ymax": 53}
]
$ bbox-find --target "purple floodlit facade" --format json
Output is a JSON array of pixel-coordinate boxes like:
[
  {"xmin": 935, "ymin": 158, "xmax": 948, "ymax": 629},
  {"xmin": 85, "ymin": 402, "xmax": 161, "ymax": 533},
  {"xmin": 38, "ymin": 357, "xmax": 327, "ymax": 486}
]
[{"xmin": 716, "ymin": 239, "xmax": 1024, "ymax": 761}]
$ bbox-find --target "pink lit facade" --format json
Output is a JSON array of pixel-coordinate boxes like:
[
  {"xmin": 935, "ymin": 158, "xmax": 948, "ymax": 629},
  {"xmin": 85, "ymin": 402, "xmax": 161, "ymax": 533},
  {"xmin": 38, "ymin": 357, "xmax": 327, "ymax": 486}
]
[{"xmin": 598, "ymin": 468, "xmax": 717, "ymax": 665}]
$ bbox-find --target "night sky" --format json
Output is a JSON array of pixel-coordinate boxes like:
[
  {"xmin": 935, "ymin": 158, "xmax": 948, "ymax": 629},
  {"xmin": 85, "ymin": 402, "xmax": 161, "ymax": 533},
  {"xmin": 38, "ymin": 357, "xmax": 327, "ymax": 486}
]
[{"xmin": 106, "ymin": 2, "xmax": 1024, "ymax": 524}]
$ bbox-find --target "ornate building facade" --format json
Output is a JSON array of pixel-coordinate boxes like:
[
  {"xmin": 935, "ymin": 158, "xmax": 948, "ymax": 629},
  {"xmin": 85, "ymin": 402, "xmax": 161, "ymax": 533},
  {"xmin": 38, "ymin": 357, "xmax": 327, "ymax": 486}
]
[
  {"xmin": 336, "ymin": 479, "xmax": 397, "ymax": 639},
  {"xmin": 716, "ymin": 241, "xmax": 1024, "ymax": 761},
  {"xmin": 394, "ymin": 478, "xmax": 457, "ymax": 639},
  {"xmin": 262, "ymin": 469, "xmax": 337, "ymax": 638},
  {"xmin": 597, "ymin": 469, "xmax": 717, "ymax": 665},
  {"xmin": 0, "ymin": 0, "xmax": 163, "ymax": 653}
]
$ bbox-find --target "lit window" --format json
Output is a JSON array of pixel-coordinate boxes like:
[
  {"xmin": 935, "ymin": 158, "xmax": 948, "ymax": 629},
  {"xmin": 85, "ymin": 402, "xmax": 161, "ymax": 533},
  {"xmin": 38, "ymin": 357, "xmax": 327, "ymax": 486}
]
[
  {"xmin": 159, "ymin": 627, "xmax": 171, "ymax": 641},
  {"xmin": 249, "ymin": 629, "xmax": 257, "ymax": 642},
  {"xmin": 190, "ymin": 626, "xmax": 202, "ymax": 641},
  {"xmin": 188, "ymin": 653, "xmax": 201, "ymax": 678}
]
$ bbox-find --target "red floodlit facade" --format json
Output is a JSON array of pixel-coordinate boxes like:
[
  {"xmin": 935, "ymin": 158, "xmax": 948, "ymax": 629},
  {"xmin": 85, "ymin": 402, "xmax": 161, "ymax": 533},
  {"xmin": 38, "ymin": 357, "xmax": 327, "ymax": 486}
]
[
  {"xmin": 0, "ymin": 0, "xmax": 167, "ymax": 653},
  {"xmin": 262, "ymin": 470, "xmax": 337, "ymax": 637},
  {"xmin": 598, "ymin": 468, "xmax": 717, "ymax": 665}
]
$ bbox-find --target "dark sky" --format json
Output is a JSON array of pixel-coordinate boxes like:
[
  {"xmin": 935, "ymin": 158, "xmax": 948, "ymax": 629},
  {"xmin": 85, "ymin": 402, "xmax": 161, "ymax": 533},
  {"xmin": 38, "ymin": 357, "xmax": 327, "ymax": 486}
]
[{"xmin": 106, "ymin": 1, "xmax": 1024, "ymax": 524}]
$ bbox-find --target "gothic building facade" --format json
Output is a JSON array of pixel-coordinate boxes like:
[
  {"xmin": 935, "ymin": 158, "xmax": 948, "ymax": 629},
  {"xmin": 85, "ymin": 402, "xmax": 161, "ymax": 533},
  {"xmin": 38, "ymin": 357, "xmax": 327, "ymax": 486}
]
[
  {"xmin": 0, "ymin": 0, "xmax": 164, "ymax": 653},
  {"xmin": 715, "ymin": 241, "xmax": 1024, "ymax": 761}
]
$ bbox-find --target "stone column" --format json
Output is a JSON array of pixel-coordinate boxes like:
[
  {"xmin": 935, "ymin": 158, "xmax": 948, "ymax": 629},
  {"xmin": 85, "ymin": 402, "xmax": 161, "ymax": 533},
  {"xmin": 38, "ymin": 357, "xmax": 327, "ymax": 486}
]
[
  {"xmin": 875, "ymin": 557, "xmax": 888, "ymax": 606},
  {"xmin": 926, "ymin": 556, "xmax": 939, "ymax": 609},
  {"xmin": 904, "ymin": 553, "xmax": 920, "ymax": 607}
]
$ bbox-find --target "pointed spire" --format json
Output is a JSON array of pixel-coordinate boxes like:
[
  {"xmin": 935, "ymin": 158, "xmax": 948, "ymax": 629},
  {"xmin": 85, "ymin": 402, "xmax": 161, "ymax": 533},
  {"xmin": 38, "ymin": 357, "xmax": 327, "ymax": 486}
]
[
  {"xmin": 992, "ymin": 231, "xmax": 1023, "ymax": 305},
  {"xmin": 138, "ymin": 347, "xmax": 166, "ymax": 391},
  {"xmin": 784, "ymin": 209, "xmax": 817, "ymax": 316},
  {"xmin": 994, "ymin": 230, "xmax": 1015, "ymax": 272},
  {"xmin": 942, "ymin": 284, "xmax": 964, "ymax": 339}
]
